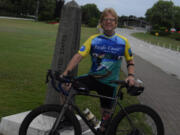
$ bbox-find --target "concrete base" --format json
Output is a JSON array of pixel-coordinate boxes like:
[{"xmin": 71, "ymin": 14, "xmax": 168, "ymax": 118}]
[
  {"xmin": 0, "ymin": 111, "xmax": 99, "ymax": 135},
  {"xmin": 0, "ymin": 111, "xmax": 30, "ymax": 135}
]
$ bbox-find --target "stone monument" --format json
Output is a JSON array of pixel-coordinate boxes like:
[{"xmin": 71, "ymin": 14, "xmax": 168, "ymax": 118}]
[{"xmin": 45, "ymin": 0, "xmax": 81, "ymax": 105}]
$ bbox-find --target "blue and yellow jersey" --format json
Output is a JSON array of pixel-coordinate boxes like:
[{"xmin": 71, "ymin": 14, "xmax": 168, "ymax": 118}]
[{"xmin": 78, "ymin": 33, "xmax": 133, "ymax": 87}]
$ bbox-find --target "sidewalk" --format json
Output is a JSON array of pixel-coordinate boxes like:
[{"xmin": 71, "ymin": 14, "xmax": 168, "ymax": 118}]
[
  {"xmin": 120, "ymin": 29, "xmax": 180, "ymax": 135},
  {"xmin": 0, "ymin": 16, "xmax": 35, "ymax": 21}
]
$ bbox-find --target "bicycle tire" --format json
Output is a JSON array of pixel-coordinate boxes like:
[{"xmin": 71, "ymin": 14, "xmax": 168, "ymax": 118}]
[
  {"xmin": 110, "ymin": 104, "xmax": 164, "ymax": 135},
  {"xmin": 19, "ymin": 104, "xmax": 82, "ymax": 135}
]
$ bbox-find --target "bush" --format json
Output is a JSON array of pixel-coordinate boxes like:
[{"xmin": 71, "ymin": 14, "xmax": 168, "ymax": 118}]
[
  {"xmin": 152, "ymin": 24, "xmax": 160, "ymax": 30},
  {"xmin": 159, "ymin": 27, "xmax": 170, "ymax": 36},
  {"xmin": 150, "ymin": 29, "xmax": 160, "ymax": 35},
  {"xmin": 169, "ymin": 32, "xmax": 180, "ymax": 41},
  {"xmin": 39, "ymin": 11, "xmax": 54, "ymax": 21},
  {"xmin": 150, "ymin": 26, "xmax": 170, "ymax": 36}
]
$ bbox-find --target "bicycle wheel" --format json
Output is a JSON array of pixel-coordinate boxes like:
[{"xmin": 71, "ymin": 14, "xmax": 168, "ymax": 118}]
[
  {"xmin": 19, "ymin": 104, "xmax": 81, "ymax": 135},
  {"xmin": 110, "ymin": 104, "xmax": 164, "ymax": 135}
]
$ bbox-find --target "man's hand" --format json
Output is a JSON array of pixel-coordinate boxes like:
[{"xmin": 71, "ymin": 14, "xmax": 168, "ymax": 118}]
[
  {"xmin": 61, "ymin": 83, "xmax": 72, "ymax": 91},
  {"xmin": 60, "ymin": 74, "xmax": 72, "ymax": 91},
  {"xmin": 59, "ymin": 53, "xmax": 83, "ymax": 91},
  {"xmin": 125, "ymin": 75, "xmax": 135, "ymax": 86}
]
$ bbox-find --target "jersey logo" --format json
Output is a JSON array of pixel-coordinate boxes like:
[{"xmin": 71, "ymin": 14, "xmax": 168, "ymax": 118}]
[{"xmin": 80, "ymin": 45, "xmax": 86, "ymax": 52}]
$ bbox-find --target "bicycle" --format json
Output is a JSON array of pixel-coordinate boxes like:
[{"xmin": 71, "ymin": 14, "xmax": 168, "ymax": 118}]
[{"xmin": 19, "ymin": 70, "xmax": 164, "ymax": 135}]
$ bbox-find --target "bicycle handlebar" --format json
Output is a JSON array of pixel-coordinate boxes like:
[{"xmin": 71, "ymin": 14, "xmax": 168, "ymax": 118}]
[
  {"xmin": 46, "ymin": 70, "xmax": 144, "ymax": 97},
  {"xmin": 46, "ymin": 70, "xmax": 71, "ymax": 96}
]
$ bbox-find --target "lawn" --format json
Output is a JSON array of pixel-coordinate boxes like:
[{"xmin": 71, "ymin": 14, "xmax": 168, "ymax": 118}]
[
  {"xmin": 0, "ymin": 19, "xmax": 98, "ymax": 118},
  {"xmin": 0, "ymin": 19, "xmax": 139, "ymax": 120},
  {"xmin": 131, "ymin": 32, "xmax": 180, "ymax": 52}
]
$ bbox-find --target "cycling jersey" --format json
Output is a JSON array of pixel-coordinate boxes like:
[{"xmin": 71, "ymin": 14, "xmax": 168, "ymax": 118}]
[{"xmin": 78, "ymin": 33, "xmax": 133, "ymax": 87}]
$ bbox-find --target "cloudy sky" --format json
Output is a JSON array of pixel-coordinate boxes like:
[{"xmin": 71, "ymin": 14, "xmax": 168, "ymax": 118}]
[{"xmin": 65, "ymin": 0, "xmax": 180, "ymax": 17}]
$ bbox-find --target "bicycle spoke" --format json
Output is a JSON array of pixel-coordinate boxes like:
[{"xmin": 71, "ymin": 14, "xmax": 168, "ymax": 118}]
[
  {"xmin": 115, "ymin": 112, "xmax": 158, "ymax": 135},
  {"xmin": 25, "ymin": 112, "xmax": 75, "ymax": 135}
]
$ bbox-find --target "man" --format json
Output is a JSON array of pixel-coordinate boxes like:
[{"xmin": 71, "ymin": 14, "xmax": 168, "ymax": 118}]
[{"xmin": 62, "ymin": 8, "xmax": 135, "ymax": 133}]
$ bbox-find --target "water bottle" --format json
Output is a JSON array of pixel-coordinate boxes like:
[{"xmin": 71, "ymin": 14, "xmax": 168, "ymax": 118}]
[{"xmin": 83, "ymin": 108, "xmax": 99, "ymax": 127}]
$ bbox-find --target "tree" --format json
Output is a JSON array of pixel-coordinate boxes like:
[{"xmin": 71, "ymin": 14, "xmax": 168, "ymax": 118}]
[
  {"xmin": 38, "ymin": 0, "xmax": 56, "ymax": 21},
  {"xmin": 0, "ymin": 0, "xmax": 57, "ymax": 21},
  {"xmin": 0, "ymin": 0, "xmax": 36, "ymax": 17},
  {"xmin": 145, "ymin": 0, "xmax": 174, "ymax": 29},
  {"xmin": 54, "ymin": 0, "xmax": 64, "ymax": 19},
  {"xmin": 81, "ymin": 4, "xmax": 100, "ymax": 27},
  {"xmin": 174, "ymin": 6, "xmax": 180, "ymax": 31},
  {"xmin": 19, "ymin": 0, "xmax": 36, "ymax": 16},
  {"xmin": 0, "ymin": 0, "xmax": 14, "ymax": 15}
]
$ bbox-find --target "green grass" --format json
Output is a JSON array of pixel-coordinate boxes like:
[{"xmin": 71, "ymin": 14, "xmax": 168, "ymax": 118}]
[
  {"xmin": 0, "ymin": 19, "xmax": 56, "ymax": 118},
  {"xmin": 0, "ymin": 19, "xmax": 99, "ymax": 118},
  {"xmin": 0, "ymin": 18, "xmax": 139, "ymax": 120},
  {"xmin": 131, "ymin": 32, "xmax": 180, "ymax": 51}
]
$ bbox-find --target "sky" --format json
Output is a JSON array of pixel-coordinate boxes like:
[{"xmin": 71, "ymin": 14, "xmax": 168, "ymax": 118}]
[{"xmin": 65, "ymin": 0, "xmax": 180, "ymax": 17}]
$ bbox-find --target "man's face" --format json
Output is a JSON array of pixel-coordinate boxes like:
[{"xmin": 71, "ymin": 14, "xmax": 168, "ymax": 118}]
[{"xmin": 101, "ymin": 13, "xmax": 117, "ymax": 33}]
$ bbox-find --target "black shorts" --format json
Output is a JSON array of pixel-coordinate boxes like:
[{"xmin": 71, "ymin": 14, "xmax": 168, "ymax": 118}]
[{"xmin": 76, "ymin": 75, "xmax": 116, "ymax": 109}]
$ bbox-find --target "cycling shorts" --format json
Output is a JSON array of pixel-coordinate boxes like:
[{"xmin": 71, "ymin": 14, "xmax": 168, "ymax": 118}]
[{"xmin": 76, "ymin": 75, "xmax": 116, "ymax": 109}]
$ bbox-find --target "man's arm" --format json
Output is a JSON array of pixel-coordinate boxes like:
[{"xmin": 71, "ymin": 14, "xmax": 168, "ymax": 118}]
[
  {"xmin": 62, "ymin": 53, "xmax": 83, "ymax": 76},
  {"xmin": 60, "ymin": 53, "xmax": 83, "ymax": 91},
  {"xmin": 126, "ymin": 59, "xmax": 135, "ymax": 85},
  {"xmin": 127, "ymin": 59, "xmax": 135, "ymax": 75}
]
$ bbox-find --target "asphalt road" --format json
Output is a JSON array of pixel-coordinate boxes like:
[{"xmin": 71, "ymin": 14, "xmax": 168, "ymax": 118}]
[
  {"xmin": 120, "ymin": 28, "xmax": 180, "ymax": 135},
  {"xmin": 117, "ymin": 28, "xmax": 180, "ymax": 80}
]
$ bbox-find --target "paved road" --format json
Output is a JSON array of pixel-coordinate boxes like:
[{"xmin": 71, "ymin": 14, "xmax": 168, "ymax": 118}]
[
  {"xmin": 119, "ymin": 28, "xmax": 180, "ymax": 135},
  {"xmin": 117, "ymin": 28, "xmax": 180, "ymax": 80}
]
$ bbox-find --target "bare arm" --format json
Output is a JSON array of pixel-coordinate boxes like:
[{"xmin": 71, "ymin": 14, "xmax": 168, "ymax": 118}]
[
  {"xmin": 126, "ymin": 59, "xmax": 135, "ymax": 85},
  {"xmin": 62, "ymin": 53, "xmax": 83, "ymax": 76},
  {"xmin": 127, "ymin": 59, "xmax": 135, "ymax": 75}
]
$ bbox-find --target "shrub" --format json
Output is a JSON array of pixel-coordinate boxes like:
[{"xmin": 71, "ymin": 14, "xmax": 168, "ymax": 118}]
[
  {"xmin": 169, "ymin": 32, "xmax": 180, "ymax": 41},
  {"xmin": 39, "ymin": 11, "xmax": 54, "ymax": 21},
  {"xmin": 159, "ymin": 27, "xmax": 170, "ymax": 36},
  {"xmin": 150, "ymin": 29, "xmax": 160, "ymax": 35},
  {"xmin": 150, "ymin": 26, "xmax": 170, "ymax": 36},
  {"xmin": 152, "ymin": 24, "xmax": 160, "ymax": 30}
]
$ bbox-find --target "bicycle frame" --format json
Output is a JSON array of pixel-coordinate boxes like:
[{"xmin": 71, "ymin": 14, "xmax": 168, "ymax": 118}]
[{"xmin": 49, "ymin": 85, "xmax": 135, "ymax": 135}]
